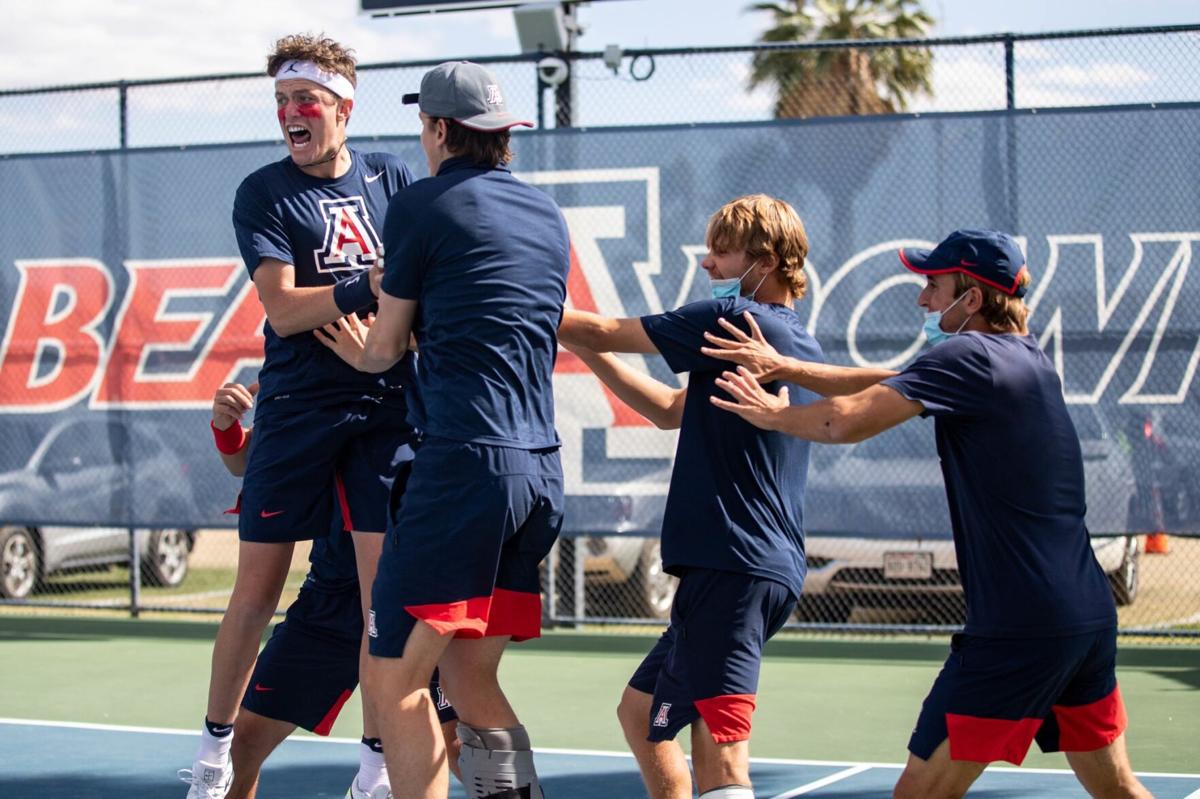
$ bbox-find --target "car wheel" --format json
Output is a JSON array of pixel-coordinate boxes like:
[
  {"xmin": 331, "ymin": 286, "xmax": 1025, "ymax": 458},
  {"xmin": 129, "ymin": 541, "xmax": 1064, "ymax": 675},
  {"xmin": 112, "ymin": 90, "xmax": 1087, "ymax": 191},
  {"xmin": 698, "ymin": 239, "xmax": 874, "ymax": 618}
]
[
  {"xmin": 1108, "ymin": 535, "xmax": 1139, "ymax": 606},
  {"xmin": 633, "ymin": 539, "xmax": 677, "ymax": 620},
  {"xmin": 140, "ymin": 529, "xmax": 192, "ymax": 588},
  {"xmin": 0, "ymin": 526, "xmax": 40, "ymax": 600}
]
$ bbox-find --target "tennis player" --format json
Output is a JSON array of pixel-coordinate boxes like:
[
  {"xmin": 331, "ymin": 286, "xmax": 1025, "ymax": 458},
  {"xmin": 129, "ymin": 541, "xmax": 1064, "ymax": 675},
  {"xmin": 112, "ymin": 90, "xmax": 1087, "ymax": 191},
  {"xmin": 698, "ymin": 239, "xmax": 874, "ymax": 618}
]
[
  {"xmin": 315, "ymin": 61, "xmax": 569, "ymax": 799},
  {"xmin": 181, "ymin": 33, "xmax": 419, "ymax": 799},
  {"xmin": 557, "ymin": 195, "xmax": 822, "ymax": 799},
  {"xmin": 196, "ymin": 381, "xmax": 460, "ymax": 799},
  {"xmin": 705, "ymin": 229, "xmax": 1151, "ymax": 799}
]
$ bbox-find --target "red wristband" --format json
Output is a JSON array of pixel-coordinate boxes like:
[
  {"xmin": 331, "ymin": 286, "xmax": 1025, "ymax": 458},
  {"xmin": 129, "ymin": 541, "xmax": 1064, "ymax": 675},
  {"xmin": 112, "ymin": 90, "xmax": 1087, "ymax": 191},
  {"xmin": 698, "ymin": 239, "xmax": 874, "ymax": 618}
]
[{"xmin": 211, "ymin": 419, "xmax": 246, "ymax": 455}]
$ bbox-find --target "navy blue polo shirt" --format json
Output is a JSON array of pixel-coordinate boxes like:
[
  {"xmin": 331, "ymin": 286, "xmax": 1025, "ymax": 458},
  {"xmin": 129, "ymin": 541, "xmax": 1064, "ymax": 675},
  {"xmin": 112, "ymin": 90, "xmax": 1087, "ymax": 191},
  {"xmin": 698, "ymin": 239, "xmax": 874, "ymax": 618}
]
[
  {"xmin": 641, "ymin": 298, "xmax": 823, "ymax": 597},
  {"xmin": 882, "ymin": 333, "xmax": 1117, "ymax": 637},
  {"xmin": 381, "ymin": 157, "xmax": 570, "ymax": 448},
  {"xmin": 233, "ymin": 148, "xmax": 416, "ymax": 410}
]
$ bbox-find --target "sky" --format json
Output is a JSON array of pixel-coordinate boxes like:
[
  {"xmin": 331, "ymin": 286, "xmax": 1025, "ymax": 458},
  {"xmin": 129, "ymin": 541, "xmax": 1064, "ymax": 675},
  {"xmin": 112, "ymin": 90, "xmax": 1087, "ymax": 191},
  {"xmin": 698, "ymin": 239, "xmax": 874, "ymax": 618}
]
[{"xmin": 1, "ymin": 0, "xmax": 1196, "ymax": 90}]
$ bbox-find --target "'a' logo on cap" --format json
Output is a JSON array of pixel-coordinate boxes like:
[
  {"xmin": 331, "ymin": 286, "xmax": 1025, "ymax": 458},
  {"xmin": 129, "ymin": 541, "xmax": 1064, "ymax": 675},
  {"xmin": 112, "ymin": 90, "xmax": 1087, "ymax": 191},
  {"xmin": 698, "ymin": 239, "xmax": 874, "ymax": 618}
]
[{"xmin": 486, "ymin": 84, "xmax": 503, "ymax": 105}]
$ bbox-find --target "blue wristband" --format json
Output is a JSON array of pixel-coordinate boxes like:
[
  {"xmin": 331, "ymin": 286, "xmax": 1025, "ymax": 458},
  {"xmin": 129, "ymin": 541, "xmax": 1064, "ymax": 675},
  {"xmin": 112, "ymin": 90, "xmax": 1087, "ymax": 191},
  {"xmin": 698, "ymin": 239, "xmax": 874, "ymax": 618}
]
[{"xmin": 332, "ymin": 271, "xmax": 375, "ymax": 314}]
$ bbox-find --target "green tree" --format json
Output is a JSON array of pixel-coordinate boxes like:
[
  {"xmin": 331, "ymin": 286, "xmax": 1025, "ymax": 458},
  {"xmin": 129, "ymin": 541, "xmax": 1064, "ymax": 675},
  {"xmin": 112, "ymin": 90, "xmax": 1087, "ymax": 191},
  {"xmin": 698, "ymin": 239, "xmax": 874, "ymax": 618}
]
[{"xmin": 748, "ymin": 0, "xmax": 935, "ymax": 118}]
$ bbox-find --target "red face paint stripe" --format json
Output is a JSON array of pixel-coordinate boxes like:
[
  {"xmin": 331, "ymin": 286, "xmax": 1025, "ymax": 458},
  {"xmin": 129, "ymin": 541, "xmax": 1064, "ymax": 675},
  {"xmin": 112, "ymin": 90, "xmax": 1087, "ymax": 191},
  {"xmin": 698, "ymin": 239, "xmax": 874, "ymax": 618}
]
[
  {"xmin": 695, "ymin": 694, "xmax": 756, "ymax": 743},
  {"xmin": 296, "ymin": 103, "xmax": 322, "ymax": 118},
  {"xmin": 945, "ymin": 713, "xmax": 1042, "ymax": 765},
  {"xmin": 1052, "ymin": 685, "xmax": 1127, "ymax": 752},
  {"xmin": 276, "ymin": 107, "xmax": 286, "ymax": 122}
]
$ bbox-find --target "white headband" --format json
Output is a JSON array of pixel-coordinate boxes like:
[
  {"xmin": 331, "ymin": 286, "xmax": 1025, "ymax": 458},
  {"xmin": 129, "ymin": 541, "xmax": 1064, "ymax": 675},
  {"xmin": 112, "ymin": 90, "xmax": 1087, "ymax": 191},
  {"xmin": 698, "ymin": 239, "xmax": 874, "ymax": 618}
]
[{"xmin": 275, "ymin": 59, "xmax": 355, "ymax": 101}]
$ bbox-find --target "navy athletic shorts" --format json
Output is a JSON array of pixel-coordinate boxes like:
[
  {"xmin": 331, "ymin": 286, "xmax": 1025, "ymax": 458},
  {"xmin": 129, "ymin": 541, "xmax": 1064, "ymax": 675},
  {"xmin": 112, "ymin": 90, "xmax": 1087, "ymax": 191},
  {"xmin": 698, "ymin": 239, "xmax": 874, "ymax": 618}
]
[
  {"xmin": 368, "ymin": 438, "xmax": 564, "ymax": 658},
  {"xmin": 239, "ymin": 398, "xmax": 416, "ymax": 543},
  {"xmin": 909, "ymin": 628, "xmax": 1127, "ymax": 765},
  {"xmin": 242, "ymin": 582, "xmax": 458, "ymax": 733},
  {"xmin": 628, "ymin": 568, "xmax": 796, "ymax": 744}
]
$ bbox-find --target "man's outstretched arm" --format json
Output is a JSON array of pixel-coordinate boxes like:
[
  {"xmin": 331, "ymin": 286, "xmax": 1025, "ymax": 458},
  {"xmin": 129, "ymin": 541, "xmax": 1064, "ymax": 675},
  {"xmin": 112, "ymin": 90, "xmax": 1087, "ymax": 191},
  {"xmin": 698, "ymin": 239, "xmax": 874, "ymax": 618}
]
[
  {"xmin": 711, "ymin": 366, "xmax": 923, "ymax": 444},
  {"xmin": 701, "ymin": 312, "xmax": 896, "ymax": 396},
  {"xmin": 558, "ymin": 309, "xmax": 659, "ymax": 354},
  {"xmin": 565, "ymin": 344, "xmax": 686, "ymax": 430}
]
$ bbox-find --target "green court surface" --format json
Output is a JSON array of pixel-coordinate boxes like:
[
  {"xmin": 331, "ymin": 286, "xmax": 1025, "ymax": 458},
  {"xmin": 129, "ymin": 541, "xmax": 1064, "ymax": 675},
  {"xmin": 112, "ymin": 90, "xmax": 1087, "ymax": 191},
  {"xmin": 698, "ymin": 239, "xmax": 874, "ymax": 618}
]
[{"xmin": 1, "ymin": 616, "xmax": 1197, "ymax": 774}]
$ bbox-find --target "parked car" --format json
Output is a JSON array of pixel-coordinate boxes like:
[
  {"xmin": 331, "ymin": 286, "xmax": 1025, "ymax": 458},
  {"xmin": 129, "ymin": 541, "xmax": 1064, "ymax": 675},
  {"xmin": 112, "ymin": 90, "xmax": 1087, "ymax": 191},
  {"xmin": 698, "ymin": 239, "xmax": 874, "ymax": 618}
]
[
  {"xmin": 563, "ymin": 482, "xmax": 674, "ymax": 619},
  {"xmin": 0, "ymin": 417, "xmax": 197, "ymax": 600},
  {"xmin": 799, "ymin": 406, "xmax": 1141, "ymax": 624}
]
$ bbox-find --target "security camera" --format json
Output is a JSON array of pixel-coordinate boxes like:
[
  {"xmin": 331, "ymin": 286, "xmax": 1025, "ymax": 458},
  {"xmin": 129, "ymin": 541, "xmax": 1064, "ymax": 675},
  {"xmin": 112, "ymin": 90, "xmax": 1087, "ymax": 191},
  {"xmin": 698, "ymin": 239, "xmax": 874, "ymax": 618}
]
[{"xmin": 537, "ymin": 56, "xmax": 569, "ymax": 87}]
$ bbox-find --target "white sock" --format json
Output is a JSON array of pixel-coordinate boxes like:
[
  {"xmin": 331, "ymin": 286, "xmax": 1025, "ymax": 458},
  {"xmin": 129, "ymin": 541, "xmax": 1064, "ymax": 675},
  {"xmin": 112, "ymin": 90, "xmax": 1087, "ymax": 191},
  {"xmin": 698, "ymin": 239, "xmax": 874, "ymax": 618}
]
[
  {"xmin": 195, "ymin": 721, "xmax": 233, "ymax": 765},
  {"xmin": 357, "ymin": 742, "xmax": 388, "ymax": 791},
  {"xmin": 699, "ymin": 786, "xmax": 754, "ymax": 798}
]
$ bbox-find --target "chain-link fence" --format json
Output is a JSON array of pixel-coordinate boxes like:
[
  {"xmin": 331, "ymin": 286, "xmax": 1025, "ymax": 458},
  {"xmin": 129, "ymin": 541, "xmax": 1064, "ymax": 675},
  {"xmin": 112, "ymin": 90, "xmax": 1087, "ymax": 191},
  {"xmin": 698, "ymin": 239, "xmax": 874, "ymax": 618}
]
[{"xmin": 1, "ymin": 25, "xmax": 1199, "ymax": 638}]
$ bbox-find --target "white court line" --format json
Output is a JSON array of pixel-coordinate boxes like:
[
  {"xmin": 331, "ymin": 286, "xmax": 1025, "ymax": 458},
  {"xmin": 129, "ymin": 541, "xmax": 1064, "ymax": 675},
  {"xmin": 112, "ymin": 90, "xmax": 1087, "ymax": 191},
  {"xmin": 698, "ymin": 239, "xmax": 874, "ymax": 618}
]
[
  {"xmin": 1184, "ymin": 789, "xmax": 1200, "ymax": 799},
  {"xmin": 2, "ymin": 718, "xmax": 1199, "ymax": 781},
  {"xmin": 768, "ymin": 765, "xmax": 870, "ymax": 798}
]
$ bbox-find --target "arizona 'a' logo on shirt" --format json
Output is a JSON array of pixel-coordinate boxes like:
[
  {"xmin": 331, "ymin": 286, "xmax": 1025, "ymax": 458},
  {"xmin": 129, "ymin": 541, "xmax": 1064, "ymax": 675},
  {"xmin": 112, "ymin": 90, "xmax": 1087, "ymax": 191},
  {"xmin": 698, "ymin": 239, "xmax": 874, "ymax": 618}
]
[{"xmin": 313, "ymin": 196, "xmax": 382, "ymax": 273}]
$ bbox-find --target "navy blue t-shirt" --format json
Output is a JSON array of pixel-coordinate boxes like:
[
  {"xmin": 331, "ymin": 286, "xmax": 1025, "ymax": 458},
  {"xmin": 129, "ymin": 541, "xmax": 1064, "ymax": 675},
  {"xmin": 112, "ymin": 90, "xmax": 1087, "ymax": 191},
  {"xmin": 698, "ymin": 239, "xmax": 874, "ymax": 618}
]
[
  {"xmin": 641, "ymin": 298, "xmax": 823, "ymax": 597},
  {"xmin": 233, "ymin": 148, "xmax": 416, "ymax": 411},
  {"xmin": 381, "ymin": 157, "xmax": 569, "ymax": 449},
  {"xmin": 882, "ymin": 333, "xmax": 1117, "ymax": 637}
]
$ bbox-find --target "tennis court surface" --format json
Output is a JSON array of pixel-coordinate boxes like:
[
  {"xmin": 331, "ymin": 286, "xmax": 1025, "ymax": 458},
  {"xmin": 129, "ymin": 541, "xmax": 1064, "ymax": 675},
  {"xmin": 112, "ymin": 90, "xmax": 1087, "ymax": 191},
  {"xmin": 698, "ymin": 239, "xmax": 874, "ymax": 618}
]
[{"xmin": 1, "ymin": 617, "xmax": 1197, "ymax": 797}]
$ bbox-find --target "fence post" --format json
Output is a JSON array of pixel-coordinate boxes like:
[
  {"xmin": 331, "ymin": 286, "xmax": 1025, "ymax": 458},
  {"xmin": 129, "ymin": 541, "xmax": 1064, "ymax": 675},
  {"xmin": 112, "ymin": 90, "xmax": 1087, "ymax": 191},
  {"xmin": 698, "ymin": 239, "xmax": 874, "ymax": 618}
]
[
  {"xmin": 128, "ymin": 528, "xmax": 142, "ymax": 618},
  {"xmin": 1004, "ymin": 35, "xmax": 1015, "ymax": 110},
  {"xmin": 572, "ymin": 538, "xmax": 585, "ymax": 627},
  {"xmin": 118, "ymin": 80, "xmax": 128, "ymax": 150}
]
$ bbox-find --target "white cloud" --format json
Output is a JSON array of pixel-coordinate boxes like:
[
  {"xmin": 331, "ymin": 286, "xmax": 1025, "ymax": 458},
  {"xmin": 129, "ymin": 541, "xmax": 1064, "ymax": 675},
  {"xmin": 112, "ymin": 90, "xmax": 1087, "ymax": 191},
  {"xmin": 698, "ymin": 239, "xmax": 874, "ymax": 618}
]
[{"xmin": 1029, "ymin": 62, "xmax": 1154, "ymax": 89}]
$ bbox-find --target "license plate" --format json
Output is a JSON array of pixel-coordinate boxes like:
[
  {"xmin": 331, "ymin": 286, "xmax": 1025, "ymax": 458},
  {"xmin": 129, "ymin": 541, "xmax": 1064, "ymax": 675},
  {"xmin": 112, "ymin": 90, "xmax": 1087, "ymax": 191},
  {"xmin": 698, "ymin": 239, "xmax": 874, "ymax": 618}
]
[{"xmin": 883, "ymin": 551, "xmax": 934, "ymax": 580}]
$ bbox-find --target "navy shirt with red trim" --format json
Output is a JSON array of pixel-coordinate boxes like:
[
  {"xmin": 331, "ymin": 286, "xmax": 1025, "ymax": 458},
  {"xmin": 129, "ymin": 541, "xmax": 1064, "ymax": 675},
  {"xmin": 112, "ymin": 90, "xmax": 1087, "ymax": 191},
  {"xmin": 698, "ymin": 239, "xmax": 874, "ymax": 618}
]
[
  {"xmin": 641, "ymin": 298, "xmax": 823, "ymax": 597},
  {"xmin": 882, "ymin": 333, "xmax": 1117, "ymax": 637},
  {"xmin": 233, "ymin": 148, "xmax": 416, "ymax": 411},
  {"xmin": 381, "ymin": 157, "xmax": 569, "ymax": 449}
]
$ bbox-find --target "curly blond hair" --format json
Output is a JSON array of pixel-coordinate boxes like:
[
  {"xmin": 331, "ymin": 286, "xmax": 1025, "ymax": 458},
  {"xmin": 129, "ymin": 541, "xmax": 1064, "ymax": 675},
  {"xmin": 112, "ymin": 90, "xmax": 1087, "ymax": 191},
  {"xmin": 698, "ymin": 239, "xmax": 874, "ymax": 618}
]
[
  {"xmin": 706, "ymin": 194, "xmax": 809, "ymax": 299},
  {"xmin": 266, "ymin": 33, "xmax": 357, "ymax": 88}
]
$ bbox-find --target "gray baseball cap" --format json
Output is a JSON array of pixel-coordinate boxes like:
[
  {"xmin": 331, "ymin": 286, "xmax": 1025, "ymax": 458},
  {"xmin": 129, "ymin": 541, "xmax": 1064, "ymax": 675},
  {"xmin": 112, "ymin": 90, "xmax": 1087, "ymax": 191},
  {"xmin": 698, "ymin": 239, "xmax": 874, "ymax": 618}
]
[{"xmin": 402, "ymin": 61, "xmax": 534, "ymax": 132}]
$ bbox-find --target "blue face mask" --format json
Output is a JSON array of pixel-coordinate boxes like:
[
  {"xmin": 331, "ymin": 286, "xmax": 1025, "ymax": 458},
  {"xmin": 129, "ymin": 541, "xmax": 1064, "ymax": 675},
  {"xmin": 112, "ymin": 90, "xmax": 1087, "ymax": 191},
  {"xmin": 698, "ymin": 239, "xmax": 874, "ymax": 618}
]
[
  {"xmin": 922, "ymin": 291, "xmax": 972, "ymax": 346},
  {"xmin": 710, "ymin": 263, "xmax": 768, "ymax": 301},
  {"xmin": 709, "ymin": 263, "xmax": 753, "ymax": 300}
]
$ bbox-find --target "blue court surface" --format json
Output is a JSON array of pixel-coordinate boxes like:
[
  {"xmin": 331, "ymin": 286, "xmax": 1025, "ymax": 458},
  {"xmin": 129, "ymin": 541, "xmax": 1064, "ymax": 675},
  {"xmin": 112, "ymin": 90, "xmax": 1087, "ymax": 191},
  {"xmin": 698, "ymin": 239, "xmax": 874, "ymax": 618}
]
[{"xmin": 2, "ymin": 719, "xmax": 1199, "ymax": 798}]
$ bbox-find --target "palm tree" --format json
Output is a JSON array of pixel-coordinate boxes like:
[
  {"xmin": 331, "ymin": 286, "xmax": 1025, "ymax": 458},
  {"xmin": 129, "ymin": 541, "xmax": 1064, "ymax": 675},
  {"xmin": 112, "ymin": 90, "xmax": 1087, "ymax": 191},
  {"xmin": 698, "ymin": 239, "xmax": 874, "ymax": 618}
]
[{"xmin": 748, "ymin": 0, "xmax": 935, "ymax": 118}]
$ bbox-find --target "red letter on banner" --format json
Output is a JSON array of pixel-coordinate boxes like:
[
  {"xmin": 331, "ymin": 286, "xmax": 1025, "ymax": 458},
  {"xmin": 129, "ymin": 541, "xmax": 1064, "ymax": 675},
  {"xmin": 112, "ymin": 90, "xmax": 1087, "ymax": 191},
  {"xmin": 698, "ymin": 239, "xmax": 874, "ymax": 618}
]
[
  {"xmin": 94, "ymin": 259, "xmax": 262, "ymax": 407},
  {"xmin": 0, "ymin": 259, "xmax": 113, "ymax": 412},
  {"xmin": 556, "ymin": 244, "xmax": 651, "ymax": 427}
]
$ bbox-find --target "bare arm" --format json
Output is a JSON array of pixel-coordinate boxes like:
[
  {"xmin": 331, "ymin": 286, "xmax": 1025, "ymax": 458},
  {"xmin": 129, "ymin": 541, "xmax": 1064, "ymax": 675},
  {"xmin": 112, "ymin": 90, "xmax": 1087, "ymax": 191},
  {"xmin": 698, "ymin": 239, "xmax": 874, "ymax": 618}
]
[
  {"xmin": 252, "ymin": 259, "xmax": 383, "ymax": 338},
  {"xmin": 211, "ymin": 382, "xmax": 257, "ymax": 476},
  {"xmin": 565, "ymin": 343, "xmax": 686, "ymax": 430},
  {"xmin": 314, "ymin": 291, "xmax": 416, "ymax": 374},
  {"xmin": 701, "ymin": 312, "xmax": 897, "ymax": 396},
  {"xmin": 558, "ymin": 309, "xmax": 659, "ymax": 354},
  {"xmin": 711, "ymin": 366, "xmax": 923, "ymax": 444}
]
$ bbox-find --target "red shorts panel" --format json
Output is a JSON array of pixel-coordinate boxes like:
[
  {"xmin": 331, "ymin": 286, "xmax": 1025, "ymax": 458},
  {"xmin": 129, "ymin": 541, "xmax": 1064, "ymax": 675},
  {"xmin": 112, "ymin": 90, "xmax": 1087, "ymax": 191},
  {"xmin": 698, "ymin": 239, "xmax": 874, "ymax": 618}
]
[
  {"xmin": 946, "ymin": 713, "xmax": 1042, "ymax": 764},
  {"xmin": 694, "ymin": 694, "xmax": 757, "ymax": 743},
  {"xmin": 1051, "ymin": 685, "xmax": 1127, "ymax": 752}
]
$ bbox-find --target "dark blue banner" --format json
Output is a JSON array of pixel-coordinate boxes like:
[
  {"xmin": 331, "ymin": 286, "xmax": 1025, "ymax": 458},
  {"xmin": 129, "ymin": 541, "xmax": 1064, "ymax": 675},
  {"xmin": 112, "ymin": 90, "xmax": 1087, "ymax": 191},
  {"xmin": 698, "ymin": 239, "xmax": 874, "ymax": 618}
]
[{"xmin": 0, "ymin": 105, "xmax": 1197, "ymax": 538}]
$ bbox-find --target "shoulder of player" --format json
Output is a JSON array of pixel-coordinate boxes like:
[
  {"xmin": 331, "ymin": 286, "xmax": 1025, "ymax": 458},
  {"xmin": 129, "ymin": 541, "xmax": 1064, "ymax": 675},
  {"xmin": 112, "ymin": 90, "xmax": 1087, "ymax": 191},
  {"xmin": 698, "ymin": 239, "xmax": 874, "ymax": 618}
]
[
  {"xmin": 236, "ymin": 157, "xmax": 291, "ymax": 197},
  {"xmin": 907, "ymin": 331, "xmax": 991, "ymax": 372},
  {"xmin": 355, "ymin": 149, "xmax": 411, "ymax": 175}
]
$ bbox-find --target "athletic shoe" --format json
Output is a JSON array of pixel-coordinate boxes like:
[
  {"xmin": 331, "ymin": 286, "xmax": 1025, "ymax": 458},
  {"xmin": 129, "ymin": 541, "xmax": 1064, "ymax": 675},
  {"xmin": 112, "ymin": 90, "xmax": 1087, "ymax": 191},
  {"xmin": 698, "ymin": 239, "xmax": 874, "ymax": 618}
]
[
  {"xmin": 178, "ymin": 759, "xmax": 233, "ymax": 799},
  {"xmin": 345, "ymin": 780, "xmax": 392, "ymax": 799}
]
